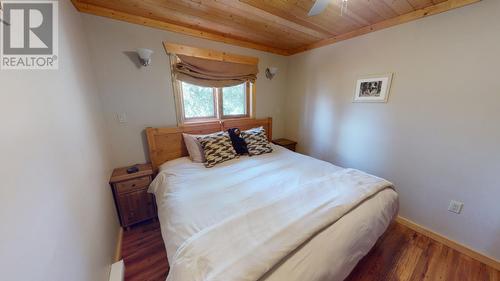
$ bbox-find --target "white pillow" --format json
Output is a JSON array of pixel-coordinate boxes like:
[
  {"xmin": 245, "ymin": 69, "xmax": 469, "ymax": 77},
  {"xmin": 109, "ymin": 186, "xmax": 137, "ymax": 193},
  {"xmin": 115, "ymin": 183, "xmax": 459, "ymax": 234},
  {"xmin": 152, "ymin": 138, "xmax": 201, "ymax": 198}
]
[{"xmin": 182, "ymin": 133, "xmax": 206, "ymax": 163}]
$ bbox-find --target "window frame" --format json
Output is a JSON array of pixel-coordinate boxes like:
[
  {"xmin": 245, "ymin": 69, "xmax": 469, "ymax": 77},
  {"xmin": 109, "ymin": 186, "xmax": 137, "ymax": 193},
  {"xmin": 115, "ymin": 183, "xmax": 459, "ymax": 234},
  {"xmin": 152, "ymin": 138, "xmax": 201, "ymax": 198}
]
[
  {"xmin": 219, "ymin": 81, "xmax": 251, "ymax": 120},
  {"xmin": 173, "ymin": 80, "xmax": 255, "ymax": 125},
  {"xmin": 178, "ymin": 82, "xmax": 218, "ymax": 122}
]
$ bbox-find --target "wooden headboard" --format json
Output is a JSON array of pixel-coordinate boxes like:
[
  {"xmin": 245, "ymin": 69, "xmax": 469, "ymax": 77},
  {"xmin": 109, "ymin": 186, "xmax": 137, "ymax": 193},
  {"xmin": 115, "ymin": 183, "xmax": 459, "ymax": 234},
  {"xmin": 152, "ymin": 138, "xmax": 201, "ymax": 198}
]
[{"xmin": 146, "ymin": 118, "xmax": 272, "ymax": 171}]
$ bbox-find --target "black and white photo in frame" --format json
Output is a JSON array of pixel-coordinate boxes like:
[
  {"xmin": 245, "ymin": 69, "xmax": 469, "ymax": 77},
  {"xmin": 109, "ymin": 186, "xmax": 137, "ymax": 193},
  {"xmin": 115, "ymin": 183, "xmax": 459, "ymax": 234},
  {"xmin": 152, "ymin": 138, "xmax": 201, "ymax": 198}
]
[{"xmin": 353, "ymin": 73, "xmax": 393, "ymax": 103}]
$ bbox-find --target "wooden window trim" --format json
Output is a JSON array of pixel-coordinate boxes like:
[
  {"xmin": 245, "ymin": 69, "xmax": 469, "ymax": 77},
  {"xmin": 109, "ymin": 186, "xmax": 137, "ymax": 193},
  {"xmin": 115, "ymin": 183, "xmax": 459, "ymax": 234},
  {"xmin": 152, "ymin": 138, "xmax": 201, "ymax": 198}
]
[{"xmin": 164, "ymin": 42, "xmax": 259, "ymax": 65}]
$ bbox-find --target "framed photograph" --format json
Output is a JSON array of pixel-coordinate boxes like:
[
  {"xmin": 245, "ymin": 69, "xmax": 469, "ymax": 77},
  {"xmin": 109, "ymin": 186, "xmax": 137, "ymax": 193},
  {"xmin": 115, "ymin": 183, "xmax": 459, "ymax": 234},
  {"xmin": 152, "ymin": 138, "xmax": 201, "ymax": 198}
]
[{"xmin": 353, "ymin": 73, "xmax": 393, "ymax": 103}]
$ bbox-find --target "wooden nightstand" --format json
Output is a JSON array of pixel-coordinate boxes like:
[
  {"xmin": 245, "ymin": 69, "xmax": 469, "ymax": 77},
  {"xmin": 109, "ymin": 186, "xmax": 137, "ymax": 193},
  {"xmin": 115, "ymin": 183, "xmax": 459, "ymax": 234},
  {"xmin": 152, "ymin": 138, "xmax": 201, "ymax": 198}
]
[
  {"xmin": 110, "ymin": 163, "xmax": 157, "ymax": 230},
  {"xmin": 272, "ymin": 138, "xmax": 297, "ymax": 152}
]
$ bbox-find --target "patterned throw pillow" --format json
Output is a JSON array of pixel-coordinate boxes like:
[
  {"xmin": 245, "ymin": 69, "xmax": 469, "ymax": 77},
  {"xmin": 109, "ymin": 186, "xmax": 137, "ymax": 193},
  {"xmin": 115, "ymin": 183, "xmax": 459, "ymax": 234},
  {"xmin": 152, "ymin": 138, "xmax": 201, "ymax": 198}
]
[
  {"xmin": 196, "ymin": 132, "xmax": 237, "ymax": 168},
  {"xmin": 240, "ymin": 127, "xmax": 273, "ymax": 156}
]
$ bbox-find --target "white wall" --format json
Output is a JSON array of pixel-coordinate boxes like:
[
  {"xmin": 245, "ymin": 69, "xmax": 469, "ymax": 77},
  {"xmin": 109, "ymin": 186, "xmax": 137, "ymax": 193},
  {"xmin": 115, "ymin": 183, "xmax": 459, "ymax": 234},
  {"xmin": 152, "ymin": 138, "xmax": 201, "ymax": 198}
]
[
  {"xmin": 82, "ymin": 15, "xmax": 289, "ymax": 168},
  {"xmin": 285, "ymin": 0, "xmax": 500, "ymax": 260},
  {"xmin": 0, "ymin": 2, "xmax": 119, "ymax": 281}
]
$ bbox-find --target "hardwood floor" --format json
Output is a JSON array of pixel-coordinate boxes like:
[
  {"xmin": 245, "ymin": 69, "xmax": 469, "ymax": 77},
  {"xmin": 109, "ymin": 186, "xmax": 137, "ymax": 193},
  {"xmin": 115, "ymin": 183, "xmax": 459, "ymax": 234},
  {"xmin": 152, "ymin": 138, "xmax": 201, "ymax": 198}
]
[
  {"xmin": 122, "ymin": 220, "xmax": 499, "ymax": 281},
  {"xmin": 345, "ymin": 223, "xmax": 499, "ymax": 281},
  {"xmin": 121, "ymin": 220, "xmax": 169, "ymax": 281}
]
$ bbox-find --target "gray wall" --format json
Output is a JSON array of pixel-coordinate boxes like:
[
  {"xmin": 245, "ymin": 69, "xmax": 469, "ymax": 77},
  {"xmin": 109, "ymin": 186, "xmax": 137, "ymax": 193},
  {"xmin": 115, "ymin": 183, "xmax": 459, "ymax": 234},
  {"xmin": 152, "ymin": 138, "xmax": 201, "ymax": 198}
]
[
  {"xmin": 82, "ymin": 15, "xmax": 289, "ymax": 167},
  {"xmin": 0, "ymin": 1, "xmax": 119, "ymax": 280},
  {"xmin": 285, "ymin": 0, "xmax": 500, "ymax": 260}
]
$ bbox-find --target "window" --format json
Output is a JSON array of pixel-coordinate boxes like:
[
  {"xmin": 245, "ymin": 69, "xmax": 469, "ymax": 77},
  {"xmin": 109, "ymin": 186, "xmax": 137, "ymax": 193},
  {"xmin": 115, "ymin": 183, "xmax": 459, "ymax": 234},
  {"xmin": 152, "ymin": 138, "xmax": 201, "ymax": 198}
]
[
  {"xmin": 176, "ymin": 81, "xmax": 253, "ymax": 123},
  {"xmin": 222, "ymin": 83, "xmax": 247, "ymax": 116},
  {"xmin": 181, "ymin": 82, "xmax": 216, "ymax": 119},
  {"xmin": 166, "ymin": 43, "xmax": 258, "ymax": 124}
]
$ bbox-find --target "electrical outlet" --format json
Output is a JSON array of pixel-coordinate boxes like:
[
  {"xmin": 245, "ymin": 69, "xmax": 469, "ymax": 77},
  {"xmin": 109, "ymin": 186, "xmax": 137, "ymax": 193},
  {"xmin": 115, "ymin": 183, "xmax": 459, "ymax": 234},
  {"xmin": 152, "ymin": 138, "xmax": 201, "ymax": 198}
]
[
  {"xmin": 116, "ymin": 112, "xmax": 127, "ymax": 123},
  {"xmin": 448, "ymin": 200, "xmax": 464, "ymax": 214}
]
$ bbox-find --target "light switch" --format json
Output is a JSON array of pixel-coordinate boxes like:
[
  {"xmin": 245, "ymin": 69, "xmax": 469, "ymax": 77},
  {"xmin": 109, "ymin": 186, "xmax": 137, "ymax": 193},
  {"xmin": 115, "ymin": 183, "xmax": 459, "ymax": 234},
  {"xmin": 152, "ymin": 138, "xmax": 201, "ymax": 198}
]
[
  {"xmin": 117, "ymin": 112, "xmax": 127, "ymax": 123},
  {"xmin": 448, "ymin": 200, "xmax": 464, "ymax": 214}
]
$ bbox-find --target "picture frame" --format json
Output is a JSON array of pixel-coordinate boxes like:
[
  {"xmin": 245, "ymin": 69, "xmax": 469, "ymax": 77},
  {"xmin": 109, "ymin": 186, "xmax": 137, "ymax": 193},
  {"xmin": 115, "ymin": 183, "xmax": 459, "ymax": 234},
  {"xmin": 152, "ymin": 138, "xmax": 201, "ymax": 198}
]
[{"xmin": 353, "ymin": 73, "xmax": 393, "ymax": 103}]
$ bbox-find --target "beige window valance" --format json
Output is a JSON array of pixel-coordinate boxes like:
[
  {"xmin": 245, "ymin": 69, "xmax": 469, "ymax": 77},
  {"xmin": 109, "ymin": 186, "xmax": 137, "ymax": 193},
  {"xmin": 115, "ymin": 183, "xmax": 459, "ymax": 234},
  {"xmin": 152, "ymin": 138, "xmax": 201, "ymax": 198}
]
[
  {"xmin": 165, "ymin": 42, "xmax": 259, "ymax": 88},
  {"xmin": 173, "ymin": 54, "xmax": 258, "ymax": 87}
]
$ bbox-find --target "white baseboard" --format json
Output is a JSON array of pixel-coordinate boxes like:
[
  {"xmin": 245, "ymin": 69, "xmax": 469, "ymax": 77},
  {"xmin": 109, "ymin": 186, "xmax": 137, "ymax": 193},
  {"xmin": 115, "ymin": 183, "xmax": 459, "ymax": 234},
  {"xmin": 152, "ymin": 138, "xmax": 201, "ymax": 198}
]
[{"xmin": 109, "ymin": 260, "xmax": 125, "ymax": 281}]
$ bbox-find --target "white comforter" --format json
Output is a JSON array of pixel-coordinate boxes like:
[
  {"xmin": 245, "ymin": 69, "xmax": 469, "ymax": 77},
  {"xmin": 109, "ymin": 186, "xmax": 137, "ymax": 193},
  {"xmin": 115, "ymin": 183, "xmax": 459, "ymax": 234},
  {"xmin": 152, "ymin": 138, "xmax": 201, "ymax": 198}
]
[{"xmin": 149, "ymin": 145, "xmax": 397, "ymax": 281}]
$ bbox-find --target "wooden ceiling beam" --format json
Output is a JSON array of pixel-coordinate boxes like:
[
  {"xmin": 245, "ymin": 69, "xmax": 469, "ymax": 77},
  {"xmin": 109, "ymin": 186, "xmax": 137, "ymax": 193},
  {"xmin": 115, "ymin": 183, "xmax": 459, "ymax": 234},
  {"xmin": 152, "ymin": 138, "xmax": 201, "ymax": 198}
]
[
  {"xmin": 289, "ymin": 0, "xmax": 482, "ymax": 55},
  {"xmin": 71, "ymin": 0, "xmax": 291, "ymax": 56}
]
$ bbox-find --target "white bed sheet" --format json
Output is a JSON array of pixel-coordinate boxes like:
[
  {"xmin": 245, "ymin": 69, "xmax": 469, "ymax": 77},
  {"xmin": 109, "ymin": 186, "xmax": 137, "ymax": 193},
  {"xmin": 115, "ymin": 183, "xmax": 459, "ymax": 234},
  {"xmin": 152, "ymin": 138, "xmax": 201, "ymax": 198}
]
[{"xmin": 149, "ymin": 145, "xmax": 398, "ymax": 281}]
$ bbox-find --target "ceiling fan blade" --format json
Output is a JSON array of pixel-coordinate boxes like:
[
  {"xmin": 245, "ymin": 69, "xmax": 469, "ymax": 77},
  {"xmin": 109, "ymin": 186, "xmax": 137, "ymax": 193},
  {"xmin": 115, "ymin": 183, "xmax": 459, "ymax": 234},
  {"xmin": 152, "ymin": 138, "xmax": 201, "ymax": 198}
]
[{"xmin": 308, "ymin": 0, "xmax": 330, "ymax": 16}]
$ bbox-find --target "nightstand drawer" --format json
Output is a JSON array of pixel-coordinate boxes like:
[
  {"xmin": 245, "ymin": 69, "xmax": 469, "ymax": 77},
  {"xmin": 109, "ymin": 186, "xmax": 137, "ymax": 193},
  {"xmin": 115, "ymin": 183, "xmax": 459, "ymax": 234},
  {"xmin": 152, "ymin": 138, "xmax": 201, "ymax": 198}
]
[
  {"xmin": 118, "ymin": 190, "xmax": 156, "ymax": 226},
  {"xmin": 115, "ymin": 176, "xmax": 150, "ymax": 194}
]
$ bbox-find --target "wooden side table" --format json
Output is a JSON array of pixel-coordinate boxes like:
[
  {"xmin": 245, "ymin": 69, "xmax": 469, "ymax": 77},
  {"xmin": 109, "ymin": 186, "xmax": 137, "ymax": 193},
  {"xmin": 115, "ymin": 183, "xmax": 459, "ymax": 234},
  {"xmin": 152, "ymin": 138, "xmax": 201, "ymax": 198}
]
[
  {"xmin": 109, "ymin": 163, "xmax": 156, "ymax": 230},
  {"xmin": 272, "ymin": 138, "xmax": 297, "ymax": 152}
]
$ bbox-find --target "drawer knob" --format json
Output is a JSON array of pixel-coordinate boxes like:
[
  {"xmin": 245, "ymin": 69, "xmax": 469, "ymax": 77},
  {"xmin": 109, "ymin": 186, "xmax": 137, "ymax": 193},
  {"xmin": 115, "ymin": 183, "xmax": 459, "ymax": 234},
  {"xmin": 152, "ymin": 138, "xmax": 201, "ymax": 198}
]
[{"xmin": 132, "ymin": 184, "xmax": 136, "ymax": 187}]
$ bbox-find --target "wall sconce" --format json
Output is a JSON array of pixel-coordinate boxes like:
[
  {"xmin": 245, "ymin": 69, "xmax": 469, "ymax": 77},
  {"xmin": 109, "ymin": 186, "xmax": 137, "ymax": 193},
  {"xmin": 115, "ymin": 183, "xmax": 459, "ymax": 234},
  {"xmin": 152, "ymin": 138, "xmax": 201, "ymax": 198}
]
[
  {"xmin": 136, "ymin": 48, "xmax": 153, "ymax": 67},
  {"xmin": 265, "ymin": 67, "xmax": 278, "ymax": 80}
]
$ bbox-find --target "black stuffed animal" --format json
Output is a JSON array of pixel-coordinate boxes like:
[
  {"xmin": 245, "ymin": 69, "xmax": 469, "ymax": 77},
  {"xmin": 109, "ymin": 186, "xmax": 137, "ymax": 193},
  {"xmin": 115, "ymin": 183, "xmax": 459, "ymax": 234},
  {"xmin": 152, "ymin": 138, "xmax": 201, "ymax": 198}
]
[{"xmin": 227, "ymin": 128, "xmax": 248, "ymax": 155}]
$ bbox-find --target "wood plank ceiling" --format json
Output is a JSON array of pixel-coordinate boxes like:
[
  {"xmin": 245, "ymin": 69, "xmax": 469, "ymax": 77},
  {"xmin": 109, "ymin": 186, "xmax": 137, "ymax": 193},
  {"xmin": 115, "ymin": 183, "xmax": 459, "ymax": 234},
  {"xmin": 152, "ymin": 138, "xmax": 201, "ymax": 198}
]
[{"xmin": 72, "ymin": 0, "xmax": 481, "ymax": 56}]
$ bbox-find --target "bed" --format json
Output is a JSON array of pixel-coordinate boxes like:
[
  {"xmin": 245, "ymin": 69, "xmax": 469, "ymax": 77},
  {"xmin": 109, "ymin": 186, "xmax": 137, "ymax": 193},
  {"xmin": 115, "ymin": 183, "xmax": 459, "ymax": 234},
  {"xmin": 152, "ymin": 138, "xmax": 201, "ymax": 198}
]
[{"xmin": 146, "ymin": 118, "xmax": 399, "ymax": 281}]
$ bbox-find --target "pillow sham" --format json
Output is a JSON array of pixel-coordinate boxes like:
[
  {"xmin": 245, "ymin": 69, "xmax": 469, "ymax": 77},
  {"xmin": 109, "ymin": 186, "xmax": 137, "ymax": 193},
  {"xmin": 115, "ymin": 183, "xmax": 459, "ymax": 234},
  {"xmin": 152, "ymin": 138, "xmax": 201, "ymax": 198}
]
[
  {"xmin": 196, "ymin": 132, "xmax": 237, "ymax": 168},
  {"xmin": 182, "ymin": 133, "xmax": 210, "ymax": 163},
  {"xmin": 240, "ymin": 126, "xmax": 273, "ymax": 156}
]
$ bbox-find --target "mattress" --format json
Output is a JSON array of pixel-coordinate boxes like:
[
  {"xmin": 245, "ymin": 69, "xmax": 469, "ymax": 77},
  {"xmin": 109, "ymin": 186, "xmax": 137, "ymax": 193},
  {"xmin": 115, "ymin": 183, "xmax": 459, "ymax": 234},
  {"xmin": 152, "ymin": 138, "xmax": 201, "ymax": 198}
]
[{"xmin": 149, "ymin": 144, "xmax": 398, "ymax": 281}]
